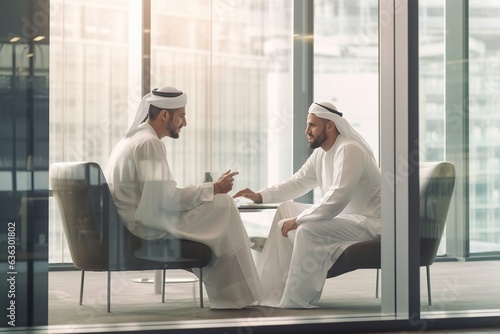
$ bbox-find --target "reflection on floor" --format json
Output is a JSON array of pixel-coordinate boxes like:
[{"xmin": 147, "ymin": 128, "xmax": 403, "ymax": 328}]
[{"xmin": 48, "ymin": 260, "xmax": 500, "ymax": 329}]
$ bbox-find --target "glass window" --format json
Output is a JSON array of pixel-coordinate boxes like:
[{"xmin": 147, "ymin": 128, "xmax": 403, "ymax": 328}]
[
  {"xmin": 419, "ymin": 0, "xmax": 500, "ymax": 314},
  {"xmin": 49, "ymin": 0, "xmax": 131, "ymax": 264},
  {"xmin": 151, "ymin": 0, "xmax": 292, "ymax": 186},
  {"xmin": 0, "ymin": 0, "xmax": 50, "ymax": 326},
  {"xmin": 0, "ymin": 0, "xmax": 495, "ymax": 331},
  {"xmin": 47, "ymin": 0, "xmax": 295, "ymax": 266},
  {"xmin": 47, "ymin": 0, "xmax": 391, "ymax": 328},
  {"xmin": 150, "ymin": 0, "xmax": 293, "ymax": 238},
  {"xmin": 314, "ymin": 0, "xmax": 380, "ymax": 161},
  {"xmin": 48, "ymin": 0, "xmax": 390, "ymax": 329},
  {"xmin": 469, "ymin": 0, "xmax": 500, "ymax": 255}
]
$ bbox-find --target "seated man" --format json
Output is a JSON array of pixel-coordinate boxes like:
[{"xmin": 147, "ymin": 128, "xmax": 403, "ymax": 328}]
[
  {"xmin": 234, "ymin": 102, "xmax": 381, "ymax": 308},
  {"xmin": 104, "ymin": 86, "xmax": 262, "ymax": 309}
]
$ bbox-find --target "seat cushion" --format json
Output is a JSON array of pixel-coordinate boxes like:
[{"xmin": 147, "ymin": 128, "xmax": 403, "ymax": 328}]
[
  {"xmin": 127, "ymin": 238, "xmax": 212, "ymax": 271},
  {"xmin": 326, "ymin": 238, "xmax": 381, "ymax": 278}
]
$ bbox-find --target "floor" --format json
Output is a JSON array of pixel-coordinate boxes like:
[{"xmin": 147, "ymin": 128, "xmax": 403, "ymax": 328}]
[{"xmin": 45, "ymin": 259, "xmax": 500, "ymax": 334}]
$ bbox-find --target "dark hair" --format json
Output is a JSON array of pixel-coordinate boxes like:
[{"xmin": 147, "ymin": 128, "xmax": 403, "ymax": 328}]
[{"xmin": 146, "ymin": 104, "xmax": 176, "ymax": 121}]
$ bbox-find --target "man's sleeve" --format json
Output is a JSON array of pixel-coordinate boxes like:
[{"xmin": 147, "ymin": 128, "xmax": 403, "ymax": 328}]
[
  {"xmin": 135, "ymin": 138, "xmax": 213, "ymax": 212},
  {"xmin": 296, "ymin": 144, "xmax": 365, "ymax": 224}
]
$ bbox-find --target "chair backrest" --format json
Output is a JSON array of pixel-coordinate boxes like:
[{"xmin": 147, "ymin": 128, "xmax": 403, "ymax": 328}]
[
  {"xmin": 419, "ymin": 161, "xmax": 456, "ymax": 266},
  {"xmin": 50, "ymin": 162, "xmax": 140, "ymax": 271},
  {"xmin": 326, "ymin": 161, "xmax": 456, "ymax": 278}
]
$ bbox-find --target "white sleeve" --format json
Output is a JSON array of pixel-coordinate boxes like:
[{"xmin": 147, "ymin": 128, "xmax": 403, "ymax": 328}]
[
  {"xmin": 134, "ymin": 138, "xmax": 213, "ymax": 215},
  {"xmin": 296, "ymin": 144, "xmax": 366, "ymax": 224}
]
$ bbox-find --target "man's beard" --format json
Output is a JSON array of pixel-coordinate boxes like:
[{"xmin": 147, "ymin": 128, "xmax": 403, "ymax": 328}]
[
  {"xmin": 308, "ymin": 130, "xmax": 327, "ymax": 149},
  {"xmin": 166, "ymin": 122, "xmax": 180, "ymax": 139}
]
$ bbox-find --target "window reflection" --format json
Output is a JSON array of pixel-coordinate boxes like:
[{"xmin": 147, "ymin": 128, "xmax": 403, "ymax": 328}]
[
  {"xmin": 419, "ymin": 0, "xmax": 500, "ymax": 313},
  {"xmin": 314, "ymin": 0, "xmax": 380, "ymax": 162},
  {"xmin": 419, "ymin": 0, "xmax": 500, "ymax": 256},
  {"xmin": 49, "ymin": 0, "xmax": 131, "ymax": 264},
  {"xmin": 150, "ymin": 0, "xmax": 293, "ymax": 204}
]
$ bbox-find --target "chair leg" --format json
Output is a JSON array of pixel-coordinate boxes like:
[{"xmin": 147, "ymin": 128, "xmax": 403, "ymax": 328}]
[
  {"xmin": 107, "ymin": 271, "xmax": 111, "ymax": 313},
  {"xmin": 162, "ymin": 269, "xmax": 166, "ymax": 303},
  {"xmin": 79, "ymin": 270, "xmax": 85, "ymax": 306},
  {"xmin": 426, "ymin": 265, "xmax": 432, "ymax": 306},
  {"xmin": 374, "ymin": 267, "xmax": 431, "ymax": 304},
  {"xmin": 199, "ymin": 267, "xmax": 204, "ymax": 308}
]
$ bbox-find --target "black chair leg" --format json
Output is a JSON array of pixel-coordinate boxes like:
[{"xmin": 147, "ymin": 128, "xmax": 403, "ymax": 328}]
[
  {"xmin": 107, "ymin": 271, "xmax": 111, "ymax": 313},
  {"xmin": 199, "ymin": 268, "xmax": 204, "ymax": 308},
  {"xmin": 426, "ymin": 265, "xmax": 432, "ymax": 306},
  {"xmin": 375, "ymin": 267, "xmax": 431, "ymax": 305},
  {"xmin": 162, "ymin": 269, "xmax": 166, "ymax": 303},
  {"xmin": 79, "ymin": 270, "xmax": 85, "ymax": 306}
]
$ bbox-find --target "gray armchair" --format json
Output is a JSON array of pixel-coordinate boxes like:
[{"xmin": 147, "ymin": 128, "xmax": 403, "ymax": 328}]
[
  {"xmin": 50, "ymin": 162, "xmax": 212, "ymax": 312},
  {"xmin": 327, "ymin": 161, "xmax": 456, "ymax": 305}
]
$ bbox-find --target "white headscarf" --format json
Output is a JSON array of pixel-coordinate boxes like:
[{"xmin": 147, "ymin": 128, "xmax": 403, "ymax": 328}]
[
  {"xmin": 308, "ymin": 102, "xmax": 375, "ymax": 158},
  {"xmin": 125, "ymin": 86, "xmax": 188, "ymax": 137}
]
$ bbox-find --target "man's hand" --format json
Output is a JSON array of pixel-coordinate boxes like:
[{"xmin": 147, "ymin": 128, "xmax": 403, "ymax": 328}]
[
  {"xmin": 233, "ymin": 188, "xmax": 263, "ymax": 203},
  {"xmin": 213, "ymin": 170, "xmax": 239, "ymax": 195},
  {"xmin": 281, "ymin": 217, "xmax": 298, "ymax": 237}
]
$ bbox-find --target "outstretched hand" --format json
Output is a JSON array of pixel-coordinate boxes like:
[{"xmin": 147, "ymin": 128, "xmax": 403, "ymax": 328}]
[
  {"xmin": 233, "ymin": 188, "xmax": 263, "ymax": 203},
  {"xmin": 213, "ymin": 170, "xmax": 239, "ymax": 195}
]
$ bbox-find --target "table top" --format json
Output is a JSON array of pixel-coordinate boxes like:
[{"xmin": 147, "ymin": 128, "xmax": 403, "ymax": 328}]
[{"xmin": 237, "ymin": 203, "xmax": 279, "ymax": 211}]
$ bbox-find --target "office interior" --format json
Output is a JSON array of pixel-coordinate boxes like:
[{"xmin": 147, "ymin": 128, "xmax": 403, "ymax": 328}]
[{"xmin": 0, "ymin": 0, "xmax": 499, "ymax": 333}]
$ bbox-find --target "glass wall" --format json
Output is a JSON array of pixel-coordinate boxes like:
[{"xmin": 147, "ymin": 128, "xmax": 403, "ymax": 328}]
[
  {"xmin": 419, "ymin": 0, "xmax": 500, "ymax": 258},
  {"xmin": 48, "ymin": 0, "xmax": 293, "ymax": 262},
  {"xmin": 0, "ymin": 0, "xmax": 50, "ymax": 326},
  {"xmin": 1, "ymin": 0, "xmax": 497, "ymax": 331},
  {"xmin": 149, "ymin": 0, "xmax": 293, "ymax": 239},
  {"xmin": 149, "ymin": 0, "xmax": 293, "ymax": 193},
  {"xmin": 418, "ymin": 0, "xmax": 500, "ymax": 314},
  {"xmin": 49, "ymin": 0, "xmax": 131, "ymax": 264},
  {"xmin": 314, "ymin": 0, "xmax": 379, "ymax": 161},
  {"xmin": 468, "ymin": 0, "xmax": 500, "ymax": 254},
  {"xmin": 47, "ymin": 0, "xmax": 500, "ymax": 327}
]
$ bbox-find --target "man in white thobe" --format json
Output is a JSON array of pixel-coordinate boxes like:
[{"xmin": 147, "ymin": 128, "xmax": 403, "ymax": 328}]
[
  {"xmin": 234, "ymin": 102, "xmax": 381, "ymax": 308},
  {"xmin": 104, "ymin": 86, "xmax": 262, "ymax": 309}
]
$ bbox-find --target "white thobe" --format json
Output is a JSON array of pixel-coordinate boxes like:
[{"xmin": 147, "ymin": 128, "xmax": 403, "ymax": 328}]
[
  {"xmin": 257, "ymin": 134, "xmax": 381, "ymax": 308},
  {"xmin": 104, "ymin": 123, "xmax": 262, "ymax": 309}
]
